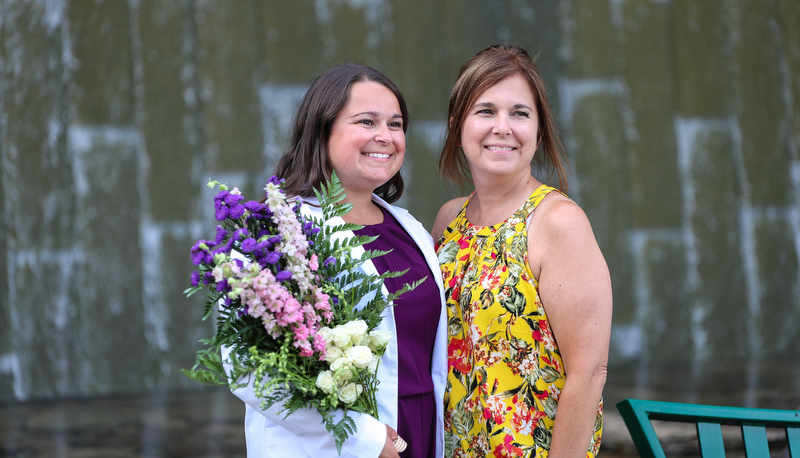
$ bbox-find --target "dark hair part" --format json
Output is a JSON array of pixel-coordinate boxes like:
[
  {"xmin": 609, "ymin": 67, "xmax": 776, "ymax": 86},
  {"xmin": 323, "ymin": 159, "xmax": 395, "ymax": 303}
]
[
  {"xmin": 439, "ymin": 44, "xmax": 570, "ymax": 191},
  {"xmin": 274, "ymin": 63, "xmax": 408, "ymax": 203}
]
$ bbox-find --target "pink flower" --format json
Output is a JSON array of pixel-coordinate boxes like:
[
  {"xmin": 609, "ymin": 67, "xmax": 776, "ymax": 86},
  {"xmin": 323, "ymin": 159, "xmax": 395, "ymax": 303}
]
[
  {"xmin": 313, "ymin": 332, "xmax": 327, "ymax": 354},
  {"xmin": 294, "ymin": 324, "xmax": 310, "ymax": 341}
]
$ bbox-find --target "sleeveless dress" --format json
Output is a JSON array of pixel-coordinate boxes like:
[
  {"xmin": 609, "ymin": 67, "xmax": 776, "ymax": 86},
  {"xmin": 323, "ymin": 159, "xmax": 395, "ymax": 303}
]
[
  {"xmin": 435, "ymin": 185, "xmax": 603, "ymax": 458},
  {"xmin": 355, "ymin": 205, "xmax": 440, "ymax": 458}
]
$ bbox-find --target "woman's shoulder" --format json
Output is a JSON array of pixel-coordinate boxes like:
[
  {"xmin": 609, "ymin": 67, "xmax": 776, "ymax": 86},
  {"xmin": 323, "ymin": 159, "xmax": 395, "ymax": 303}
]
[
  {"xmin": 529, "ymin": 192, "xmax": 595, "ymax": 249},
  {"xmin": 431, "ymin": 196, "xmax": 468, "ymax": 241}
]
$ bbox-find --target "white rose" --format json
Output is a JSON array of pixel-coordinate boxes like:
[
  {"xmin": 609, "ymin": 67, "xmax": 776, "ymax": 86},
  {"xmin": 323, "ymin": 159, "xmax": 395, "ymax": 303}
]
[
  {"xmin": 330, "ymin": 358, "xmax": 354, "ymax": 382},
  {"xmin": 315, "ymin": 371, "xmax": 335, "ymax": 394},
  {"xmin": 324, "ymin": 344, "xmax": 343, "ymax": 363},
  {"xmin": 368, "ymin": 329, "xmax": 392, "ymax": 350},
  {"xmin": 337, "ymin": 365, "xmax": 355, "ymax": 382},
  {"xmin": 337, "ymin": 383, "xmax": 363, "ymax": 404},
  {"xmin": 317, "ymin": 326, "xmax": 333, "ymax": 344},
  {"xmin": 368, "ymin": 355, "xmax": 381, "ymax": 373},
  {"xmin": 331, "ymin": 325, "xmax": 352, "ymax": 348},
  {"xmin": 344, "ymin": 320, "xmax": 369, "ymax": 344},
  {"xmin": 329, "ymin": 357, "xmax": 348, "ymax": 372},
  {"xmin": 347, "ymin": 345, "xmax": 373, "ymax": 369}
]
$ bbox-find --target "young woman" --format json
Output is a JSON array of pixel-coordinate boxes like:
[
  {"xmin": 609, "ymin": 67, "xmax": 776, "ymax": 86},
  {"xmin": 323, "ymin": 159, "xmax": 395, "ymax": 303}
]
[
  {"xmin": 226, "ymin": 63, "xmax": 447, "ymax": 458},
  {"xmin": 432, "ymin": 45, "xmax": 612, "ymax": 457}
]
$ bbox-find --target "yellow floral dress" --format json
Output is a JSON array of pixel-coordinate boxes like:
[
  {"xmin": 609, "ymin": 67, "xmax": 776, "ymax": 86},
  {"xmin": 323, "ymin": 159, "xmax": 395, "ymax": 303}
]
[{"xmin": 435, "ymin": 186, "xmax": 603, "ymax": 458}]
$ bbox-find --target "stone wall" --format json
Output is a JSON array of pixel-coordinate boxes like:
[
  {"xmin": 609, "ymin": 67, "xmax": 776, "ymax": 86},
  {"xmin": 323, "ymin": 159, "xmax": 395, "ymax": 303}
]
[{"xmin": 1, "ymin": 0, "xmax": 798, "ymax": 402}]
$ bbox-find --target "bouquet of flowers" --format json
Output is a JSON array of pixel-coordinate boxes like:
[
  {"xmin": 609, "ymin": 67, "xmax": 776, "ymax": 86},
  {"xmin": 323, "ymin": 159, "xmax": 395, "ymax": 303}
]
[{"xmin": 183, "ymin": 174, "xmax": 421, "ymax": 453}]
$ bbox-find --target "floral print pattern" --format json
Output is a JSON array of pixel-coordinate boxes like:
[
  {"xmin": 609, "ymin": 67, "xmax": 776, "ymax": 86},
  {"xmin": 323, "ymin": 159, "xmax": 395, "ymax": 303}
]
[{"xmin": 436, "ymin": 186, "xmax": 603, "ymax": 458}]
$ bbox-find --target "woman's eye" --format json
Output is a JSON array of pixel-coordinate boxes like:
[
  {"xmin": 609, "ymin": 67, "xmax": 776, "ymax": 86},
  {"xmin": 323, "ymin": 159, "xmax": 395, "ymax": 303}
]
[
  {"xmin": 476, "ymin": 108, "xmax": 494, "ymax": 115},
  {"xmin": 389, "ymin": 121, "xmax": 403, "ymax": 129},
  {"xmin": 358, "ymin": 119, "xmax": 374, "ymax": 126},
  {"xmin": 513, "ymin": 111, "xmax": 530, "ymax": 118}
]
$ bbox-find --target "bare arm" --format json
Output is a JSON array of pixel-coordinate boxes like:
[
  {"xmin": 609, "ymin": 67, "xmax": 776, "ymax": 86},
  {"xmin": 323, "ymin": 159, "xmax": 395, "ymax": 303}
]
[
  {"xmin": 431, "ymin": 197, "xmax": 468, "ymax": 241},
  {"xmin": 528, "ymin": 195, "xmax": 612, "ymax": 458}
]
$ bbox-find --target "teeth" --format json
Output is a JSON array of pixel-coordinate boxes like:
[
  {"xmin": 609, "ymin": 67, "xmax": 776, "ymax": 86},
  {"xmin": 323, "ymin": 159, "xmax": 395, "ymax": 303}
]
[
  {"xmin": 486, "ymin": 146, "xmax": 514, "ymax": 151},
  {"xmin": 364, "ymin": 153, "xmax": 390, "ymax": 158}
]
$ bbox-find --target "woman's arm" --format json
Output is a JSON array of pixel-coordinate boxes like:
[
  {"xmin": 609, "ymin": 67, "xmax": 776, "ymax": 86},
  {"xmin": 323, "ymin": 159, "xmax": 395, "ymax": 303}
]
[{"xmin": 528, "ymin": 195, "xmax": 612, "ymax": 457}]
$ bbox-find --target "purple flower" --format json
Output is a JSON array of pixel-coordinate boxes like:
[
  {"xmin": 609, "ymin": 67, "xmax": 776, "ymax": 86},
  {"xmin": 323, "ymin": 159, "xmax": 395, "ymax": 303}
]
[
  {"xmin": 244, "ymin": 201, "xmax": 263, "ymax": 212},
  {"xmin": 216, "ymin": 278, "xmax": 229, "ymax": 292},
  {"xmin": 264, "ymin": 251, "xmax": 281, "ymax": 264},
  {"xmin": 268, "ymin": 176, "xmax": 284, "ymax": 187},
  {"xmin": 214, "ymin": 190, "xmax": 230, "ymax": 206},
  {"xmin": 214, "ymin": 226, "xmax": 228, "ymax": 245},
  {"xmin": 275, "ymin": 270, "xmax": 292, "ymax": 282},
  {"xmin": 190, "ymin": 240, "xmax": 214, "ymax": 265},
  {"xmin": 224, "ymin": 193, "xmax": 243, "ymax": 206},
  {"xmin": 228, "ymin": 203, "xmax": 245, "ymax": 219},
  {"xmin": 323, "ymin": 257, "xmax": 337, "ymax": 268},
  {"xmin": 233, "ymin": 228, "xmax": 248, "ymax": 241},
  {"xmin": 203, "ymin": 272, "xmax": 215, "ymax": 284},
  {"xmin": 241, "ymin": 237, "xmax": 257, "ymax": 252},
  {"xmin": 213, "ymin": 190, "xmax": 246, "ymax": 221},
  {"xmin": 190, "ymin": 271, "xmax": 200, "ymax": 286},
  {"xmin": 214, "ymin": 206, "xmax": 229, "ymax": 221}
]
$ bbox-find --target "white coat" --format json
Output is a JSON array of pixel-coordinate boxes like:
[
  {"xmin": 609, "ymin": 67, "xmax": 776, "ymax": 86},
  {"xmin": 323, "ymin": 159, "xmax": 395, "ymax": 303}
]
[{"xmin": 223, "ymin": 194, "xmax": 447, "ymax": 458}]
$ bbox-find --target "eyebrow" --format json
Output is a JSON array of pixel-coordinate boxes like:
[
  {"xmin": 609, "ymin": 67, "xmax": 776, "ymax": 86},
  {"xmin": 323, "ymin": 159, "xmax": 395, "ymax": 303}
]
[
  {"xmin": 473, "ymin": 102, "xmax": 533, "ymax": 111},
  {"xmin": 349, "ymin": 111, "xmax": 403, "ymax": 119}
]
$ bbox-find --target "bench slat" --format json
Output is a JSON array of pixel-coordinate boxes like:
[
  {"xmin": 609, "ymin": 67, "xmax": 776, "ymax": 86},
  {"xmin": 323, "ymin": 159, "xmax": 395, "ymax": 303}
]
[
  {"xmin": 787, "ymin": 426, "xmax": 800, "ymax": 458},
  {"xmin": 697, "ymin": 422, "xmax": 725, "ymax": 456},
  {"xmin": 741, "ymin": 424, "xmax": 769, "ymax": 458}
]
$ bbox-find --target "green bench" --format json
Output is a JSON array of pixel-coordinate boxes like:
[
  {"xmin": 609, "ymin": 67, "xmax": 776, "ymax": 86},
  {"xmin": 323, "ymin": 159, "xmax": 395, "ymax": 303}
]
[{"xmin": 616, "ymin": 398, "xmax": 800, "ymax": 457}]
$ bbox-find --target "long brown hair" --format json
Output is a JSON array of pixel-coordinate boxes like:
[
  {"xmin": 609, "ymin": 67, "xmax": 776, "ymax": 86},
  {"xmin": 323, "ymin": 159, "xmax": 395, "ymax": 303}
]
[
  {"xmin": 274, "ymin": 63, "xmax": 408, "ymax": 203},
  {"xmin": 439, "ymin": 44, "xmax": 570, "ymax": 191}
]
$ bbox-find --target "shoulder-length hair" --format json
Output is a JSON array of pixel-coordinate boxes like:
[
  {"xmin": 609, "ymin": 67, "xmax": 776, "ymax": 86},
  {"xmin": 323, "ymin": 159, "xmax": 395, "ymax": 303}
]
[
  {"xmin": 274, "ymin": 63, "xmax": 408, "ymax": 203},
  {"xmin": 439, "ymin": 44, "xmax": 570, "ymax": 191}
]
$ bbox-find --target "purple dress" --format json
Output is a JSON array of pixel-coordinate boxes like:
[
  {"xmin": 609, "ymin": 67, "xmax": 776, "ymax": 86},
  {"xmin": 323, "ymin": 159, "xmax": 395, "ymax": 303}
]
[{"xmin": 354, "ymin": 206, "xmax": 440, "ymax": 458}]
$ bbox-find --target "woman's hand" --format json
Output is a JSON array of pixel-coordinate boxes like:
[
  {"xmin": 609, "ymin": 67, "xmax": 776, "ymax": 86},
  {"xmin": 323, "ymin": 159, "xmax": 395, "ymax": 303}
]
[{"xmin": 378, "ymin": 424, "xmax": 401, "ymax": 458}]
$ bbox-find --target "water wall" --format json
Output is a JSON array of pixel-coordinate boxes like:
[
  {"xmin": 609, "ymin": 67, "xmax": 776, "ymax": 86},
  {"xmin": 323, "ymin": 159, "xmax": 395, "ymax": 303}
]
[{"xmin": 1, "ymin": 0, "xmax": 798, "ymax": 404}]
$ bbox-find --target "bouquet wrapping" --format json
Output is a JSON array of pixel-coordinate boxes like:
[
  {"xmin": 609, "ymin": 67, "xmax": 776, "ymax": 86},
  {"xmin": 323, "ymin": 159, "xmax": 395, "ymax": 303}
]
[{"xmin": 184, "ymin": 174, "xmax": 421, "ymax": 453}]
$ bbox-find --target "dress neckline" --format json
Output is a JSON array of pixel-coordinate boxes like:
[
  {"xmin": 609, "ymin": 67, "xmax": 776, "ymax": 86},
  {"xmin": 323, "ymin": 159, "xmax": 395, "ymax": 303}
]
[{"xmin": 458, "ymin": 184, "xmax": 552, "ymax": 231}]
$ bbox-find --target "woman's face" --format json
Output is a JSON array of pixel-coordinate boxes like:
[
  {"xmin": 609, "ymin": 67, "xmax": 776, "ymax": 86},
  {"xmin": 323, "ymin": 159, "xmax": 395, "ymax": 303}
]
[
  {"xmin": 459, "ymin": 74, "xmax": 539, "ymax": 182},
  {"xmin": 327, "ymin": 81, "xmax": 405, "ymax": 195}
]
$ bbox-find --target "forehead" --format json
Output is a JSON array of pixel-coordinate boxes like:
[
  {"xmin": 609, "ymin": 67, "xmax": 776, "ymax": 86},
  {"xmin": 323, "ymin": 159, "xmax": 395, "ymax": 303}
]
[
  {"xmin": 345, "ymin": 81, "xmax": 400, "ymax": 109},
  {"xmin": 473, "ymin": 74, "xmax": 536, "ymax": 104}
]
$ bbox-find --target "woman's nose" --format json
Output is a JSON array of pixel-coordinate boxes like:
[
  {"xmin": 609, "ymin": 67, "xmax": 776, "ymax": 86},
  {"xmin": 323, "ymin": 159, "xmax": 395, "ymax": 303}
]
[
  {"xmin": 375, "ymin": 124, "xmax": 391, "ymax": 143},
  {"xmin": 492, "ymin": 115, "xmax": 511, "ymax": 136}
]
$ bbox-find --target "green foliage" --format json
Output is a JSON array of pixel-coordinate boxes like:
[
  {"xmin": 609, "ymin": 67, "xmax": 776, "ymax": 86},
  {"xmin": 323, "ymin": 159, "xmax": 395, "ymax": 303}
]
[{"xmin": 184, "ymin": 172, "xmax": 424, "ymax": 453}]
